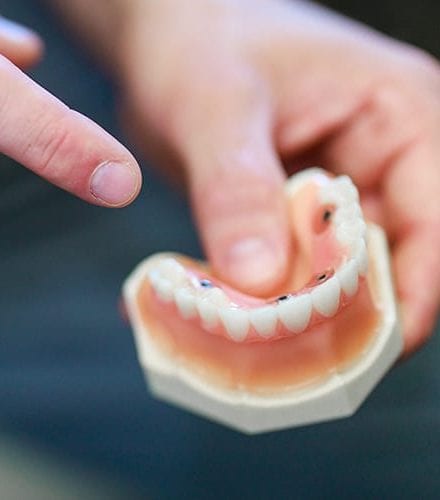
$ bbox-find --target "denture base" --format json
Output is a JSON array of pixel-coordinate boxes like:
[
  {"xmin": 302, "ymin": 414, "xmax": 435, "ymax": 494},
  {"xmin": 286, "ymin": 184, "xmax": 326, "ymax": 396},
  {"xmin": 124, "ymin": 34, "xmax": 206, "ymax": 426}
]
[{"xmin": 123, "ymin": 224, "xmax": 402, "ymax": 434}]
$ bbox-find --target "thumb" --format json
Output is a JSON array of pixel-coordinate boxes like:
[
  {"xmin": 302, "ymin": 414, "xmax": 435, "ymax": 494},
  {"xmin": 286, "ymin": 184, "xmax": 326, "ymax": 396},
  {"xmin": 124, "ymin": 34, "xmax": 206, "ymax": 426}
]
[{"xmin": 181, "ymin": 81, "xmax": 290, "ymax": 295}]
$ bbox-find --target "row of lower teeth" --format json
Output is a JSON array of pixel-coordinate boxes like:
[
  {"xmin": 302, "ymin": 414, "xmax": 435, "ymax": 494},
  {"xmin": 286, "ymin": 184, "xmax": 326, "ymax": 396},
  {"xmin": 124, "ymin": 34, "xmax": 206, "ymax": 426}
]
[
  {"xmin": 148, "ymin": 250, "xmax": 365, "ymax": 342},
  {"xmin": 147, "ymin": 174, "xmax": 368, "ymax": 342}
]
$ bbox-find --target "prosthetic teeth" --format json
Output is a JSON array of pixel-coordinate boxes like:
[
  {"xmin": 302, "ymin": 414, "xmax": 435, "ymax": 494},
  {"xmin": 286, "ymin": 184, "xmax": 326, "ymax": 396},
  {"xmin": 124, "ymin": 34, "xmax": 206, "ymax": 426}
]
[
  {"xmin": 277, "ymin": 294, "xmax": 313, "ymax": 334},
  {"xmin": 197, "ymin": 288, "xmax": 229, "ymax": 330},
  {"xmin": 310, "ymin": 276, "xmax": 341, "ymax": 317},
  {"xmin": 174, "ymin": 287, "xmax": 197, "ymax": 319},
  {"xmin": 249, "ymin": 306, "xmax": 278, "ymax": 338},
  {"xmin": 319, "ymin": 175, "xmax": 368, "ymax": 274},
  {"xmin": 336, "ymin": 259, "xmax": 359, "ymax": 297},
  {"xmin": 219, "ymin": 308, "xmax": 250, "ymax": 342},
  {"xmin": 147, "ymin": 171, "xmax": 370, "ymax": 342}
]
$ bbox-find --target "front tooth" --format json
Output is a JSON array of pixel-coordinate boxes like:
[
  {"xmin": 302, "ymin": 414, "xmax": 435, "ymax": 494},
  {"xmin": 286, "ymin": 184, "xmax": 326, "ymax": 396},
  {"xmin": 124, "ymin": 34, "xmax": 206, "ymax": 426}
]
[
  {"xmin": 174, "ymin": 288, "xmax": 197, "ymax": 319},
  {"xmin": 277, "ymin": 294, "xmax": 312, "ymax": 333},
  {"xmin": 249, "ymin": 306, "xmax": 278, "ymax": 338},
  {"xmin": 337, "ymin": 259, "xmax": 359, "ymax": 297},
  {"xmin": 219, "ymin": 308, "xmax": 250, "ymax": 341},
  {"xmin": 154, "ymin": 277, "xmax": 174, "ymax": 302},
  {"xmin": 311, "ymin": 276, "xmax": 341, "ymax": 317}
]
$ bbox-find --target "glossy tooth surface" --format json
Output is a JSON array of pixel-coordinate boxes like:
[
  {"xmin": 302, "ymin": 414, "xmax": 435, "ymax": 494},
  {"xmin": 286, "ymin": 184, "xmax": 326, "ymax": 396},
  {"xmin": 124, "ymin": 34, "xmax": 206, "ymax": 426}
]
[
  {"xmin": 154, "ymin": 277, "xmax": 174, "ymax": 302},
  {"xmin": 337, "ymin": 259, "xmax": 359, "ymax": 297},
  {"xmin": 334, "ymin": 176, "xmax": 359, "ymax": 203},
  {"xmin": 336, "ymin": 221, "xmax": 358, "ymax": 247},
  {"xmin": 334, "ymin": 204, "xmax": 362, "ymax": 226},
  {"xmin": 355, "ymin": 218, "xmax": 368, "ymax": 240},
  {"xmin": 311, "ymin": 276, "xmax": 341, "ymax": 317},
  {"xmin": 277, "ymin": 294, "xmax": 312, "ymax": 333},
  {"xmin": 174, "ymin": 288, "xmax": 197, "ymax": 319},
  {"xmin": 197, "ymin": 298, "xmax": 219, "ymax": 329},
  {"xmin": 249, "ymin": 306, "xmax": 278, "ymax": 338},
  {"xmin": 196, "ymin": 288, "xmax": 229, "ymax": 329},
  {"xmin": 354, "ymin": 239, "xmax": 368, "ymax": 276},
  {"xmin": 157, "ymin": 258, "xmax": 187, "ymax": 285},
  {"xmin": 219, "ymin": 308, "xmax": 250, "ymax": 342}
]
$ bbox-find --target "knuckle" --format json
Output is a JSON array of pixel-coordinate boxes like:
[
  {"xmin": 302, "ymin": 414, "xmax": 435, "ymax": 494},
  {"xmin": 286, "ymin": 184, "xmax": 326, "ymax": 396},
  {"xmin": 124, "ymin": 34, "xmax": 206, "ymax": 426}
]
[{"xmin": 22, "ymin": 110, "xmax": 75, "ymax": 182}]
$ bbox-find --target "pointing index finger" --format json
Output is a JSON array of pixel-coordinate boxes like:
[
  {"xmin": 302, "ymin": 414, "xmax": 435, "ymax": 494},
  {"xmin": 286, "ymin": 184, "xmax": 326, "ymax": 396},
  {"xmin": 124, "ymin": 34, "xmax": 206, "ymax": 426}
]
[{"xmin": 0, "ymin": 55, "xmax": 141, "ymax": 207}]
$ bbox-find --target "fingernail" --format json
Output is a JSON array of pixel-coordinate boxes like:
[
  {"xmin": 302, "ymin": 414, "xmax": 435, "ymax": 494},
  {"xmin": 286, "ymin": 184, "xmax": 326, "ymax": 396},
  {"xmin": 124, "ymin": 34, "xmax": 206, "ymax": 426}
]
[
  {"xmin": 226, "ymin": 237, "xmax": 286, "ymax": 290},
  {"xmin": 0, "ymin": 18, "xmax": 39, "ymax": 44},
  {"xmin": 90, "ymin": 161, "xmax": 140, "ymax": 206}
]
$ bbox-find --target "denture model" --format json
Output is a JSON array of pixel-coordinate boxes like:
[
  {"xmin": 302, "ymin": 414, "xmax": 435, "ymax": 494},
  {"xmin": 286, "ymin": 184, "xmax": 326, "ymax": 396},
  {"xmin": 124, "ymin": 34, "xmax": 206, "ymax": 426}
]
[{"xmin": 123, "ymin": 168, "xmax": 402, "ymax": 434}]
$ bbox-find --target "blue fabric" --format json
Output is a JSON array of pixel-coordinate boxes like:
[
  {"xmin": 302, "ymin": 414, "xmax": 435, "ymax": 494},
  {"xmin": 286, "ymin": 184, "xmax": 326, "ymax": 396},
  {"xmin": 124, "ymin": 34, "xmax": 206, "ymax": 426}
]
[{"xmin": 0, "ymin": 1, "xmax": 439, "ymax": 498}]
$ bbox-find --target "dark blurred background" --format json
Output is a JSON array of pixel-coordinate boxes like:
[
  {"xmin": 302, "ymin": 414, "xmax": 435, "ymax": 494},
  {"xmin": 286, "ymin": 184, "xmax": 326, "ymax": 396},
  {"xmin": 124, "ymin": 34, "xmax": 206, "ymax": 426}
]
[{"xmin": 0, "ymin": 1, "xmax": 438, "ymax": 498}]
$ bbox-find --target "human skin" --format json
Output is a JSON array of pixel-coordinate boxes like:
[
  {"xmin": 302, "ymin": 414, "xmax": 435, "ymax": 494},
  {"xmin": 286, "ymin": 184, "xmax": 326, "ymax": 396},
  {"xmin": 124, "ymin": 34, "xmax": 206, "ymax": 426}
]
[
  {"xmin": 0, "ymin": 16, "xmax": 142, "ymax": 207},
  {"xmin": 22, "ymin": 0, "xmax": 440, "ymax": 356}
]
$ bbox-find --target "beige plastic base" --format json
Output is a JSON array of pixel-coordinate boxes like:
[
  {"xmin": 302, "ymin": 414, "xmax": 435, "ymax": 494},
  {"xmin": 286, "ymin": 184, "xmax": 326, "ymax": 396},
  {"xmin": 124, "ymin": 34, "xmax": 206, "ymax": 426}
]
[{"xmin": 123, "ymin": 224, "xmax": 402, "ymax": 434}]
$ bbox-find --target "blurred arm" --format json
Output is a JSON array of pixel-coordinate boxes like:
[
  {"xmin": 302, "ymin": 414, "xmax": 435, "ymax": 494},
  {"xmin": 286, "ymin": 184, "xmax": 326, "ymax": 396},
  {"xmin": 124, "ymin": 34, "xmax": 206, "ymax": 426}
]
[{"xmin": 46, "ymin": 0, "xmax": 138, "ymax": 72}]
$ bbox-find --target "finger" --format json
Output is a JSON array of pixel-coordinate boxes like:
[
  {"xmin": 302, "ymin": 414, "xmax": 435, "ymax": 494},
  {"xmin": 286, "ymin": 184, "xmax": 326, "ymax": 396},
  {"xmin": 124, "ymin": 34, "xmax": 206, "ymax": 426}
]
[
  {"xmin": 0, "ymin": 17, "xmax": 43, "ymax": 68},
  {"xmin": 383, "ymin": 140, "xmax": 440, "ymax": 355},
  {"xmin": 321, "ymin": 80, "xmax": 420, "ymax": 189},
  {"xmin": 173, "ymin": 71, "xmax": 290, "ymax": 295},
  {"xmin": 0, "ymin": 56, "xmax": 141, "ymax": 207},
  {"xmin": 393, "ymin": 226, "xmax": 440, "ymax": 356}
]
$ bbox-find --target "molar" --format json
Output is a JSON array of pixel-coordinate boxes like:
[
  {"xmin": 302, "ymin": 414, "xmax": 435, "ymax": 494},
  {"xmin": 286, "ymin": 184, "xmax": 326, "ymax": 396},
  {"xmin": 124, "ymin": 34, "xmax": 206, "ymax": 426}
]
[
  {"xmin": 333, "ymin": 204, "xmax": 363, "ymax": 226},
  {"xmin": 249, "ymin": 306, "xmax": 278, "ymax": 338},
  {"xmin": 277, "ymin": 294, "xmax": 312, "ymax": 333},
  {"xmin": 311, "ymin": 276, "xmax": 341, "ymax": 317},
  {"xmin": 333, "ymin": 176, "xmax": 359, "ymax": 203},
  {"xmin": 219, "ymin": 308, "xmax": 250, "ymax": 342},
  {"xmin": 335, "ymin": 215, "xmax": 367, "ymax": 248},
  {"xmin": 335, "ymin": 221, "xmax": 359, "ymax": 247}
]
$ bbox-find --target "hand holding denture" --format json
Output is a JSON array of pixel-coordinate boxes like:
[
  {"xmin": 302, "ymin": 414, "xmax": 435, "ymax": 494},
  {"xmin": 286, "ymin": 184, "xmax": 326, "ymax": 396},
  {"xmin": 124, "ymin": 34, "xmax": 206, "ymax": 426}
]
[
  {"xmin": 118, "ymin": 0, "xmax": 440, "ymax": 357},
  {"xmin": 124, "ymin": 169, "xmax": 401, "ymax": 432}
]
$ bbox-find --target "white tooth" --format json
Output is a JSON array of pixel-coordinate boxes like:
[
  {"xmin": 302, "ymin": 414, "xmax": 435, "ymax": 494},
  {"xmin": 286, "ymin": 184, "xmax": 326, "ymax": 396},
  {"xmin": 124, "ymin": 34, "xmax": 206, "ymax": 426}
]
[
  {"xmin": 336, "ymin": 221, "xmax": 358, "ymax": 247},
  {"xmin": 336, "ymin": 214, "xmax": 368, "ymax": 247},
  {"xmin": 333, "ymin": 204, "xmax": 363, "ymax": 226},
  {"xmin": 154, "ymin": 277, "xmax": 174, "ymax": 302},
  {"xmin": 354, "ymin": 217, "xmax": 367, "ymax": 240},
  {"xmin": 334, "ymin": 176, "xmax": 359, "ymax": 203},
  {"xmin": 174, "ymin": 288, "xmax": 197, "ymax": 319},
  {"xmin": 311, "ymin": 276, "xmax": 341, "ymax": 317},
  {"xmin": 249, "ymin": 306, "xmax": 278, "ymax": 338},
  {"xmin": 201, "ymin": 287, "xmax": 230, "ymax": 306},
  {"xmin": 197, "ymin": 298, "xmax": 219, "ymax": 329},
  {"xmin": 354, "ymin": 239, "xmax": 368, "ymax": 276},
  {"xmin": 196, "ymin": 288, "xmax": 229, "ymax": 329},
  {"xmin": 158, "ymin": 258, "xmax": 187, "ymax": 284},
  {"xmin": 219, "ymin": 308, "xmax": 250, "ymax": 342},
  {"xmin": 277, "ymin": 294, "xmax": 312, "ymax": 333},
  {"xmin": 147, "ymin": 269, "xmax": 161, "ymax": 287},
  {"xmin": 337, "ymin": 259, "xmax": 359, "ymax": 297}
]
